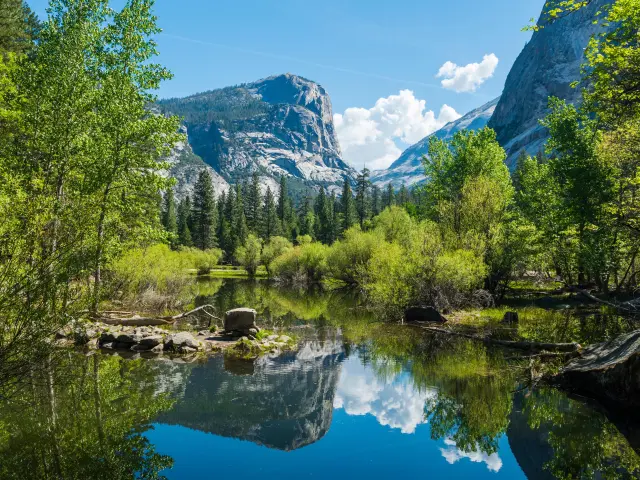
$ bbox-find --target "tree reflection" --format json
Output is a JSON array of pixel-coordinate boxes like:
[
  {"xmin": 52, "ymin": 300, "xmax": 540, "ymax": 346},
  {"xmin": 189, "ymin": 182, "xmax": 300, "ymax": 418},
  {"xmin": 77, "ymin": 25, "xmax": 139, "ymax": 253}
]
[{"xmin": 0, "ymin": 353, "xmax": 175, "ymax": 479}]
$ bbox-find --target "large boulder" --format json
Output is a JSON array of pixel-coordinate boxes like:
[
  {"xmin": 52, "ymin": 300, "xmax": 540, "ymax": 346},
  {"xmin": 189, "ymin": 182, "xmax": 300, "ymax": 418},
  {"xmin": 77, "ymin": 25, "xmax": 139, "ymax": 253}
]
[
  {"xmin": 554, "ymin": 330, "xmax": 640, "ymax": 408},
  {"xmin": 404, "ymin": 306, "xmax": 447, "ymax": 324},
  {"xmin": 165, "ymin": 332, "xmax": 201, "ymax": 351},
  {"xmin": 224, "ymin": 308, "xmax": 258, "ymax": 332}
]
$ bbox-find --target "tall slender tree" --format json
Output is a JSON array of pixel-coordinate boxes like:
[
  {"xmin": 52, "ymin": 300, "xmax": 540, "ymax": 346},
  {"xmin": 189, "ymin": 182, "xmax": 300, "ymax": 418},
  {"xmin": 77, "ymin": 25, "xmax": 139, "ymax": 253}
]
[
  {"xmin": 192, "ymin": 169, "xmax": 218, "ymax": 250},
  {"xmin": 177, "ymin": 195, "xmax": 193, "ymax": 247},
  {"xmin": 384, "ymin": 183, "xmax": 395, "ymax": 209},
  {"xmin": 372, "ymin": 185, "xmax": 382, "ymax": 217},
  {"xmin": 162, "ymin": 187, "xmax": 178, "ymax": 245},
  {"xmin": 262, "ymin": 187, "xmax": 279, "ymax": 240},
  {"xmin": 246, "ymin": 172, "xmax": 261, "ymax": 233},
  {"xmin": 341, "ymin": 178, "xmax": 356, "ymax": 232},
  {"xmin": 355, "ymin": 167, "xmax": 371, "ymax": 228}
]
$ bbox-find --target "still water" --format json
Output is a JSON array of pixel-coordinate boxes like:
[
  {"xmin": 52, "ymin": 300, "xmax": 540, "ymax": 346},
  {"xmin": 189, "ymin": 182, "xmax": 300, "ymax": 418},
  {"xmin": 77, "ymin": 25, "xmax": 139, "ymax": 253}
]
[{"xmin": 0, "ymin": 279, "xmax": 638, "ymax": 479}]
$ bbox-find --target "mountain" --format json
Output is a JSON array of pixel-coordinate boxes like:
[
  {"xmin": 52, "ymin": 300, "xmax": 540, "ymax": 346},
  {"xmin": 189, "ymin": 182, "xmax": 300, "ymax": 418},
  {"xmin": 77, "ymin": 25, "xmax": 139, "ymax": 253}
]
[
  {"xmin": 488, "ymin": 0, "xmax": 614, "ymax": 169},
  {"xmin": 371, "ymin": 97, "xmax": 500, "ymax": 188},
  {"xmin": 159, "ymin": 73, "xmax": 356, "ymax": 196}
]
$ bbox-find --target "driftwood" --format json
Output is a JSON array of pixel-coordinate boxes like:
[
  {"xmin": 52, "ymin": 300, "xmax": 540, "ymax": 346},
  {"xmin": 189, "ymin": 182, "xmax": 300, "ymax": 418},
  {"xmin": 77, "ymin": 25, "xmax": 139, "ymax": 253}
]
[
  {"xmin": 93, "ymin": 305, "xmax": 221, "ymax": 327},
  {"xmin": 414, "ymin": 324, "xmax": 582, "ymax": 353}
]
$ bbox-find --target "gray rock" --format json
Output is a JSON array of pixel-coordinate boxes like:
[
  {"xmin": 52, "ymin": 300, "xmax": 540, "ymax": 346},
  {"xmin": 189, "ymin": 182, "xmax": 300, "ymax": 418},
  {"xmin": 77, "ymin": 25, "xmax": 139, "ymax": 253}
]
[
  {"xmin": 267, "ymin": 334, "xmax": 279, "ymax": 341},
  {"xmin": 101, "ymin": 342, "xmax": 114, "ymax": 349},
  {"xmin": 99, "ymin": 332, "xmax": 118, "ymax": 344},
  {"xmin": 179, "ymin": 346, "xmax": 198, "ymax": 354},
  {"xmin": 139, "ymin": 335, "xmax": 163, "ymax": 347},
  {"xmin": 116, "ymin": 333, "xmax": 143, "ymax": 344},
  {"xmin": 131, "ymin": 344, "xmax": 153, "ymax": 352},
  {"xmin": 166, "ymin": 332, "xmax": 200, "ymax": 351},
  {"xmin": 404, "ymin": 306, "xmax": 447, "ymax": 324},
  {"xmin": 150, "ymin": 344, "xmax": 164, "ymax": 353},
  {"xmin": 278, "ymin": 335, "xmax": 292, "ymax": 343},
  {"xmin": 224, "ymin": 308, "xmax": 258, "ymax": 332}
]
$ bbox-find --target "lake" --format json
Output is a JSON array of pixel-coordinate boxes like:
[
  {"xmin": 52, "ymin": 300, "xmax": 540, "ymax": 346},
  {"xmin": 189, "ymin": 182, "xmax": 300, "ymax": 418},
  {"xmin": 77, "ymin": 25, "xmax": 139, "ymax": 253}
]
[{"xmin": 0, "ymin": 278, "xmax": 638, "ymax": 479}]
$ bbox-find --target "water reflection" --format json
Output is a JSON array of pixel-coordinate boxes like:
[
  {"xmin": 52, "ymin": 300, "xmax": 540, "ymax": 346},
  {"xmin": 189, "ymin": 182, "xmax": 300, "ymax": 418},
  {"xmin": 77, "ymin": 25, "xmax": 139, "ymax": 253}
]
[
  {"xmin": 0, "ymin": 279, "xmax": 638, "ymax": 479},
  {"xmin": 156, "ymin": 332, "xmax": 345, "ymax": 451}
]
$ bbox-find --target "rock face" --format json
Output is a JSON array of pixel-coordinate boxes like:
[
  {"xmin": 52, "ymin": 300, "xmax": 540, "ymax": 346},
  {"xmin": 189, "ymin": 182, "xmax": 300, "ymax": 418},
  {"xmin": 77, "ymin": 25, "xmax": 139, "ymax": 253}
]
[
  {"xmin": 555, "ymin": 330, "xmax": 640, "ymax": 407},
  {"xmin": 488, "ymin": 0, "xmax": 614, "ymax": 168},
  {"xmin": 159, "ymin": 73, "xmax": 356, "ymax": 196},
  {"xmin": 371, "ymin": 97, "xmax": 499, "ymax": 188}
]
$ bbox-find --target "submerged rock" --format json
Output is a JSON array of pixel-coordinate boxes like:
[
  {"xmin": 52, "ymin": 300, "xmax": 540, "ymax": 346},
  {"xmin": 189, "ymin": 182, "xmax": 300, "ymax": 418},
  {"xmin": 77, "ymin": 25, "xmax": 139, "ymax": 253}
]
[
  {"xmin": 555, "ymin": 330, "xmax": 640, "ymax": 408},
  {"xmin": 165, "ymin": 332, "xmax": 201, "ymax": 351},
  {"xmin": 404, "ymin": 306, "xmax": 447, "ymax": 324}
]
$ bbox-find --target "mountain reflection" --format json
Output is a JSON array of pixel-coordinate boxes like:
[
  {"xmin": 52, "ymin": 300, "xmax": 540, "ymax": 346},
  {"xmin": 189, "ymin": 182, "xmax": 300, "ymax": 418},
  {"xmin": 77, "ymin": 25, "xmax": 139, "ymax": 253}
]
[{"xmin": 156, "ymin": 334, "xmax": 345, "ymax": 451}]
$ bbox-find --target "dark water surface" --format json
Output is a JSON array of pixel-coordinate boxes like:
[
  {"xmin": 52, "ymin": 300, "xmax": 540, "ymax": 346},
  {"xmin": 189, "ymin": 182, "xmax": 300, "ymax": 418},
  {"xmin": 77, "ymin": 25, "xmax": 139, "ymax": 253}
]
[{"xmin": 0, "ymin": 279, "xmax": 639, "ymax": 479}]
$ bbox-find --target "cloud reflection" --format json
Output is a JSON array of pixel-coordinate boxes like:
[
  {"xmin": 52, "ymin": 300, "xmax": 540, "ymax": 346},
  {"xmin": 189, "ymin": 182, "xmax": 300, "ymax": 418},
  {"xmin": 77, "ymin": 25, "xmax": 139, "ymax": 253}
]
[
  {"xmin": 333, "ymin": 356, "xmax": 435, "ymax": 434},
  {"xmin": 440, "ymin": 438, "xmax": 503, "ymax": 472}
]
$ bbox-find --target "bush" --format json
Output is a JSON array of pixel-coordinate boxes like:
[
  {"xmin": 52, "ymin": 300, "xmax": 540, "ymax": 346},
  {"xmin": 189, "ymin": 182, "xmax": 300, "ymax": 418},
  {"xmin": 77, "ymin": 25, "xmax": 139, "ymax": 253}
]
[
  {"xmin": 234, "ymin": 234, "xmax": 263, "ymax": 277},
  {"xmin": 363, "ymin": 221, "xmax": 486, "ymax": 315},
  {"xmin": 373, "ymin": 206, "xmax": 415, "ymax": 247},
  {"xmin": 271, "ymin": 241, "xmax": 329, "ymax": 284},
  {"xmin": 327, "ymin": 227, "xmax": 381, "ymax": 285},
  {"xmin": 261, "ymin": 236, "xmax": 292, "ymax": 276},
  {"xmin": 107, "ymin": 243, "xmax": 223, "ymax": 310}
]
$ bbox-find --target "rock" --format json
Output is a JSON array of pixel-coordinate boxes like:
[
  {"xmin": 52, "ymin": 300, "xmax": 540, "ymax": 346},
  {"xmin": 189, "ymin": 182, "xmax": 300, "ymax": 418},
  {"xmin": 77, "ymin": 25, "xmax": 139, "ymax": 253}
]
[
  {"xmin": 150, "ymin": 344, "xmax": 164, "ymax": 353},
  {"xmin": 555, "ymin": 330, "xmax": 640, "ymax": 408},
  {"xmin": 502, "ymin": 312, "xmax": 519, "ymax": 324},
  {"xmin": 139, "ymin": 335, "xmax": 163, "ymax": 347},
  {"xmin": 99, "ymin": 332, "xmax": 118, "ymax": 344},
  {"xmin": 179, "ymin": 346, "xmax": 198, "ymax": 354},
  {"xmin": 267, "ymin": 334, "xmax": 279, "ymax": 341},
  {"xmin": 278, "ymin": 335, "xmax": 292, "ymax": 343},
  {"xmin": 116, "ymin": 333, "xmax": 143, "ymax": 344},
  {"xmin": 101, "ymin": 342, "xmax": 115, "ymax": 349},
  {"xmin": 246, "ymin": 328, "xmax": 259, "ymax": 336},
  {"xmin": 165, "ymin": 332, "xmax": 200, "ymax": 351},
  {"xmin": 131, "ymin": 344, "xmax": 153, "ymax": 352},
  {"xmin": 224, "ymin": 308, "xmax": 258, "ymax": 332},
  {"xmin": 404, "ymin": 306, "xmax": 447, "ymax": 324}
]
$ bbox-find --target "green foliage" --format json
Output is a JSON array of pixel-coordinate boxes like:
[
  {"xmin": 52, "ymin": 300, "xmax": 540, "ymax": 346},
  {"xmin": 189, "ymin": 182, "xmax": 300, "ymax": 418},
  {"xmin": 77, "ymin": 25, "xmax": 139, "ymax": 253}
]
[
  {"xmin": 327, "ymin": 227, "xmax": 380, "ymax": 285},
  {"xmin": 234, "ymin": 234, "xmax": 263, "ymax": 277},
  {"xmin": 261, "ymin": 236, "xmax": 292, "ymax": 276},
  {"xmin": 0, "ymin": 0, "xmax": 39, "ymax": 55},
  {"xmin": 192, "ymin": 169, "xmax": 218, "ymax": 250},
  {"xmin": 271, "ymin": 241, "xmax": 329, "ymax": 284}
]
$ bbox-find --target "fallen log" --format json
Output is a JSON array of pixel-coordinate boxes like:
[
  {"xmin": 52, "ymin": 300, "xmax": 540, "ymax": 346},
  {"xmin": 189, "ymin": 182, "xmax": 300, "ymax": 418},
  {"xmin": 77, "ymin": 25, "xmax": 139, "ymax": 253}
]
[
  {"xmin": 93, "ymin": 305, "xmax": 221, "ymax": 327},
  {"xmin": 414, "ymin": 324, "xmax": 582, "ymax": 353},
  {"xmin": 553, "ymin": 330, "xmax": 640, "ymax": 408}
]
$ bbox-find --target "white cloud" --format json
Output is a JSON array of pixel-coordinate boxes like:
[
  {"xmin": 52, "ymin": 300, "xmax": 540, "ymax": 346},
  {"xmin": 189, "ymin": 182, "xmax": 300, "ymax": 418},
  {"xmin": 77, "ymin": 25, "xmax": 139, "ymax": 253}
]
[
  {"xmin": 334, "ymin": 90, "xmax": 460, "ymax": 171},
  {"xmin": 333, "ymin": 356, "xmax": 437, "ymax": 434},
  {"xmin": 436, "ymin": 54, "xmax": 499, "ymax": 93},
  {"xmin": 440, "ymin": 438, "xmax": 503, "ymax": 472}
]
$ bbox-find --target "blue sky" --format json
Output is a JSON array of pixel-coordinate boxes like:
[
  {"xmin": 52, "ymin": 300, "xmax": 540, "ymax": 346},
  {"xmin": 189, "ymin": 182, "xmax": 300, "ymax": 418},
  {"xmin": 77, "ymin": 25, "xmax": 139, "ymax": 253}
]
[{"xmin": 27, "ymin": 0, "xmax": 544, "ymax": 169}]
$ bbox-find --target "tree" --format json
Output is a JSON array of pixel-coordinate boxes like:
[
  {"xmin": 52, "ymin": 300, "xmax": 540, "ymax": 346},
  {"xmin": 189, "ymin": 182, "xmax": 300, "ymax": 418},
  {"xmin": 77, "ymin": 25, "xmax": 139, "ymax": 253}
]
[
  {"xmin": 315, "ymin": 187, "xmax": 333, "ymax": 244},
  {"xmin": 299, "ymin": 194, "xmax": 315, "ymax": 239},
  {"xmin": 384, "ymin": 183, "xmax": 395, "ymax": 209},
  {"xmin": 261, "ymin": 236, "xmax": 292, "ymax": 276},
  {"xmin": 246, "ymin": 172, "xmax": 261, "ymax": 233},
  {"xmin": 232, "ymin": 182, "xmax": 248, "ymax": 248},
  {"xmin": 177, "ymin": 196, "xmax": 193, "ymax": 247},
  {"xmin": 162, "ymin": 187, "xmax": 178, "ymax": 245},
  {"xmin": 341, "ymin": 178, "xmax": 356, "ymax": 233},
  {"xmin": 0, "ymin": 0, "xmax": 39, "ymax": 55},
  {"xmin": 192, "ymin": 169, "xmax": 218, "ymax": 250},
  {"xmin": 355, "ymin": 168, "xmax": 371, "ymax": 228},
  {"xmin": 372, "ymin": 185, "xmax": 382, "ymax": 217},
  {"xmin": 262, "ymin": 187, "xmax": 279, "ymax": 240},
  {"xmin": 235, "ymin": 234, "xmax": 262, "ymax": 277}
]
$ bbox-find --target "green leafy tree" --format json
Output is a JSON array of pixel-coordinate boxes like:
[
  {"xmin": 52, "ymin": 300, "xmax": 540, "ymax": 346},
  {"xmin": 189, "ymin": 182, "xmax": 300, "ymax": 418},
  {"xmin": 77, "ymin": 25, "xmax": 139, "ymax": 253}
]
[
  {"xmin": 298, "ymin": 194, "xmax": 315, "ymax": 239},
  {"xmin": 314, "ymin": 187, "xmax": 334, "ymax": 244},
  {"xmin": 261, "ymin": 236, "xmax": 293, "ymax": 276},
  {"xmin": 234, "ymin": 233, "xmax": 262, "ymax": 277}
]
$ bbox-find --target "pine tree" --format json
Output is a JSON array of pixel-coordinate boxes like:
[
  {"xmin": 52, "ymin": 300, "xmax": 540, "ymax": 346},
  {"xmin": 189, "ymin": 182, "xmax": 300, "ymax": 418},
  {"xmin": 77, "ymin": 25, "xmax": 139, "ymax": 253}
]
[
  {"xmin": 372, "ymin": 185, "xmax": 382, "ymax": 217},
  {"xmin": 192, "ymin": 169, "xmax": 218, "ymax": 250},
  {"xmin": 341, "ymin": 178, "xmax": 356, "ymax": 233},
  {"xmin": 246, "ymin": 172, "xmax": 261, "ymax": 233},
  {"xmin": 330, "ymin": 191, "xmax": 340, "ymax": 243},
  {"xmin": 277, "ymin": 176, "xmax": 293, "ymax": 238},
  {"xmin": 177, "ymin": 196, "xmax": 193, "ymax": 247},
  {"xmin": 262, "ymin": 187, "xmax": 279, "ymax": 240},
  {"xmin": 232, "ymin": 183, "xmax": 248, "ymax": 247},
  {"xmin": 398, "ymin": 183, "xmax": 409, "ymax": 206},
  {"xmin": 355, "ymin": 168, "xmax": 371, "ymax": 228},
  {"xmin": 0, "ymin": 0, "xmax": 39, "ymax": 55},
  {"xmin": 162, "ymin": 187, "xmax": 178, "ymax": 245},
  {"xmin": 384, "ymin": 183, "xmax": 395, "ymax": 209},
  {"xmin": 299, "ymin": 194, "xmax": 315, "ymax": 238},
  {"xmin": 315, "ymin": 187, "xmax": 333, "ymax": 244}
]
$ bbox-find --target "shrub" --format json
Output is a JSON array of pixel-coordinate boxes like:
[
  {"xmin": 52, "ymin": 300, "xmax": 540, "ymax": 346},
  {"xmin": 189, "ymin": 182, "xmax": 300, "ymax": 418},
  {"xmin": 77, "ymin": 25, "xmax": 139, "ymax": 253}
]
[
  {"xmin": 261, "ymin": 236, "xmax": 292, "ymax": 276},
  {"xmin": 181, "ymin": 247, "xmax": 223, "ymax": 275},
  {"xmin": 373, "ymin": 206, "xmax": 415, "ymax": 247},
  {"xmin": 327, "ymin": 227, "xmax": 381, "ymax": 285},
  {"xmin": 234, "ymin": 234, "xmax": 263, "ymax": 277},
  {"xmin": 271, "ymin": 241, "xmax": 329, "ymax": 284}
]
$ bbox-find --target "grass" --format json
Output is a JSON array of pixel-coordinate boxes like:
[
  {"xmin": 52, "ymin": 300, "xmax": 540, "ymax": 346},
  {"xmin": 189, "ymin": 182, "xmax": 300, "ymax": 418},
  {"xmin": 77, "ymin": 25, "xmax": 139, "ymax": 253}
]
[{"xmin": 204, "ymin": 265, "xmax": 268, "ymax": 278}]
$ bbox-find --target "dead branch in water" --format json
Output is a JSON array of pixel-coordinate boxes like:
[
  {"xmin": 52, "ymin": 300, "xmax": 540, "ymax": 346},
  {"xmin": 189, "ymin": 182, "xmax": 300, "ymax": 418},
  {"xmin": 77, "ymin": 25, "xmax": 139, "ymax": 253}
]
[
  {"xmin": 92, "ymin": 305, "xmax": 221, "ymax": 327},
  {"xmin": 577, "ymin": 289, "xmax": 640, "ymax": 313},
  {"xmin": 414, "ymin": 324, "xmax": 582, "ymax": 353}
]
